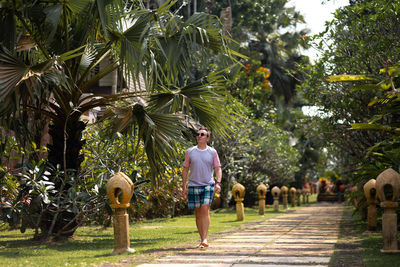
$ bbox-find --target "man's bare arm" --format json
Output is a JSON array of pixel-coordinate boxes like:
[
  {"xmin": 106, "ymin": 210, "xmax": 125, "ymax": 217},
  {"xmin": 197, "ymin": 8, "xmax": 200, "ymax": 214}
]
[
  {"xmin": 215, "ymin": 166, "xmax": 222, "ymax": 183},
  {"xmin": 214, "ymin": 166, "xmax": 222, "ymax": 194},
  {"xmin": 182, "ymin": 166, "xmax": 189, "ymax": 198}
]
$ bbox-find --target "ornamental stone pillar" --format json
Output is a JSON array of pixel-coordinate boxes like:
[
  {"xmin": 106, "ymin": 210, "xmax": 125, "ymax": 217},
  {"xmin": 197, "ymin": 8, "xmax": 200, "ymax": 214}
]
[
  {"xmin": 257, "ymin": 183, "xmax": 267, "ymax": 215},
  {"xmin": 305, "ymin": 188, "xmax": 310, "ymax": 203},
  {"xmin": 363, "ymin": 179, "xmax": 377, "ymax": 231},
  {"xmin": 296, "ymin": 189, "xmax": 302, "ymax": 206},
  {"xmin": 281, "ymin": 186, "xmax": 288, "ymax": 210},
  {"xmin": 232, "ymin": 183, "xmax": 245, "ymax": 221},
  {"xmin": 271, "ymin": 186, "xmax": 281, "ymax": 212},
  {"xmin": 290, "ymin": 187, "xmax": 296, "ymax": 207},
  {"xmin": 376, "ymin": 168, "xmax": 400, "ymax": 253},
  {"xmin": 106, "ymin": 172, "xmax": 135, "ymax": 255}
]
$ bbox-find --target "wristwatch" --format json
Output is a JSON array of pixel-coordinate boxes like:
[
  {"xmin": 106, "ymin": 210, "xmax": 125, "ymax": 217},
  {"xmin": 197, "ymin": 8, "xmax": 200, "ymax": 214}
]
[{"xmin": 216, "ymin": 181, "xmax": 222, "ymax": 186}]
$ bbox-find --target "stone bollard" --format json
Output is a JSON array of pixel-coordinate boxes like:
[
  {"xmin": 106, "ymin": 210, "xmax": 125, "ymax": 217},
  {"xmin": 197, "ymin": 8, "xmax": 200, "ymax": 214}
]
[
  {"xmin": 296, "ymin": 189, "xmax": 302, "ymax": 206},
  {"xmin": 106, "ymin": 172, "xmax": 135, "ymax": 255},
  {"xmin": 271, "ymin": 186, "xmax": 281, "ymax": 212},
  {"xmin": 302, "ymin": 189, "xmax": 306, "ymax": 204},
  {"xmin": 281, "ymin": 186, "xmax": 288, "ymax": 209},
  {"xmin": 289, "ymin": 187, "xmax": 296, "ymax": 207},
  {"xmin": 376, "ymin": 168, "xmax": 400, "ymax": 253},
  {"xmin": 363, "ymin": 179, "xmax": 378, "ymax": 231},
  {"xmin": 232, "ymin": 183, "xmax": 245, "ymax": 221},
  {"xmin": 257, "ymin": 183, "xmax": 267, "ymax": 215},
  {"xmin": 305, "ymin": 188, "xmax": 310, "ymax": 203}
]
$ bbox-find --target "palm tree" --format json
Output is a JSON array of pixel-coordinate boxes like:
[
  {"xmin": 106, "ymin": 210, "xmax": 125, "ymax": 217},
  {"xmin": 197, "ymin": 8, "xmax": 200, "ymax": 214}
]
[{"xmin": 0, "ymin": 0, "xmax": 237, "ymax": 237}]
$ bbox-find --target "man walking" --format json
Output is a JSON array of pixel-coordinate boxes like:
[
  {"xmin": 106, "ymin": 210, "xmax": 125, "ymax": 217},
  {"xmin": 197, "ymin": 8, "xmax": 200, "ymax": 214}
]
[{"xmin": 182, "ymin": 126, "xmax": 222, "ymax": 248}]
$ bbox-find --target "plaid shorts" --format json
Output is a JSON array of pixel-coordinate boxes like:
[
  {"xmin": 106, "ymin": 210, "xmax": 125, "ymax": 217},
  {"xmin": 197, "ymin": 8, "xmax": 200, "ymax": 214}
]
[{"xmin": 188, "ymin": 184, "xmax": 214, "ymax": 209}]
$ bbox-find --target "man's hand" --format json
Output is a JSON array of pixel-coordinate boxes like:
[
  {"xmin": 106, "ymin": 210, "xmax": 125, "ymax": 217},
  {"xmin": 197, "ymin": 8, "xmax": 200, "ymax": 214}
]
[
  {"xmin": 183, "ymin": 187, "xmax": 188, "ymax": 199},
  {"xmin": 214, "ymin": 183, "xmax": 221, "ymax": 194}
]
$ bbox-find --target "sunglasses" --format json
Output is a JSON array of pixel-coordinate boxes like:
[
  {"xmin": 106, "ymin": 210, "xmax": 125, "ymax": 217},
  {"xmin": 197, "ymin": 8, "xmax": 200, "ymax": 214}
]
[{"xmin": 196, "ymin": 132, "xmax": 208, "ymax": 137}]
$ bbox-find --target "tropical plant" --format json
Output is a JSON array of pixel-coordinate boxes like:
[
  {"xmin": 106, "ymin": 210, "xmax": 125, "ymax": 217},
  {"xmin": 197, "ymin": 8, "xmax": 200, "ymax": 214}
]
[
  {"xmin": 229, "ymin": 60, "xmax": 273, "ymax": 116},
  {"xmin": 298, "ymin": 0, "xmax": 400, "ymax": 183},
  {"xmin": 209, "ymin": 0, "xmax": 309, "ymax": 104},
  {"xmin": 213, "ymin": 104, "xmax": 300, "ymax": 207},
  {"xmin": 0, "ymin": 0, "xmax": 238, "ymax": 237},
  {"xmin": 326, "ymin": 63, "xmax": 400, "ymax": 184},
  {"xmin": 80, "ymin": 121, "xmax": 187, "ymax": 223}
]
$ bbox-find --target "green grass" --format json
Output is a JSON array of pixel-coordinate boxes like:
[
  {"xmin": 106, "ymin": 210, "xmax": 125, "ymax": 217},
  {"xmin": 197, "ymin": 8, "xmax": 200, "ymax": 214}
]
[
  {"xmin": 330, "ymin": 204, "xmax": 400, "ymax": 267},
  {"xmin": 361, "ymin": 233, "xmax": 400, "ymax": 267},
  {"xmin": 359, "ymin": 218, "xmax": 400, "ymax": 266},
  {"xmin": 0, "ymin": 201, "xmax": 316, "ymax": 267}
]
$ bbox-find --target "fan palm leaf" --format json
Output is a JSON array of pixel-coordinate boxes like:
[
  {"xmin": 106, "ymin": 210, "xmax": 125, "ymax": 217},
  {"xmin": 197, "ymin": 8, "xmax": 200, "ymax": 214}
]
[
  {"xmin": 101, "ymin": 102, "xmax": 186, "ymax": 180},
  {"xmin": 0, "ymin": 0, "xmax": 239, "ymax": 180},
  {"xmin": 148, "ymin": 74, "xmax": 232, "ymax": 138}
]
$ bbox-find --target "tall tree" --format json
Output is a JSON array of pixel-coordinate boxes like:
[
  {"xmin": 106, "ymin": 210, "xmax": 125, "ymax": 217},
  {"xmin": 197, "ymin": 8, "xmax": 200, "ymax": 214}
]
[
  {"xmin": 210, "ymin": 0, "xmax": 309, "ymax": 104},
  {"xmin": 0, "ymin": 0, "xmax": 237, "ymax": 238},
  {"xmin": 299, "ymin": 0, "xmax": 400, "ymax": 182}
]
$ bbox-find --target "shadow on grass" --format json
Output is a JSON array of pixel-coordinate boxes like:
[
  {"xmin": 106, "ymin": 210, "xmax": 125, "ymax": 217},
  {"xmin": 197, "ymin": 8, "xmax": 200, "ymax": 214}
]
[
  {"xmin": 0, "ymin": 250, "xmax": 40, "ymax": 258},
  {"xmin": 221, "ymin": 220, "xmax": 240, "ymax": 223},
  {"xmin": 174, "ymin": 231, "xmax": 197, "ymax": 235},
  {"xmin": 0, "ymin": 233, "xmax": 27, "ymax": 239},
  {"xmin": 139, "ymin": 247, "xmax": 188, "ymax": 254},
  {"xmin": 0, "ymin": 238, "xmax": 44, "ymax": 248},
  {"xmin": 0, "ymin": 233, "xmax": 170, "ymax": 258}
]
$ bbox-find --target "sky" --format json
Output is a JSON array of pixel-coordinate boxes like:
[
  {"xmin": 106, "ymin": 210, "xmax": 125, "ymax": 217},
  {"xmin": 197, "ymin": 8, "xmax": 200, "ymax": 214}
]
[
  {"xmin": 287, "ymin": 0, "xmax": 349, "ymax": 60},
  {"xmin": 286, "ymin": 0, "xmax": 349, "ymax": 115}
]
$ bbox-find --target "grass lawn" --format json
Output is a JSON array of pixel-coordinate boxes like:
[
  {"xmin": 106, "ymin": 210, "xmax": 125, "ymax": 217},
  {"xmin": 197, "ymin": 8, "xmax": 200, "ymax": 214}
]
[
  {"xmin": 359, "ymin": 216, "xmax": 400, "ymax": 266},
  {"xmin": 0, "ymin": 200, "xmax": 314, "ymax": 267},
  {"xmin": 330, "ymin": 204, "xmax": 400, "ymax": 267}
]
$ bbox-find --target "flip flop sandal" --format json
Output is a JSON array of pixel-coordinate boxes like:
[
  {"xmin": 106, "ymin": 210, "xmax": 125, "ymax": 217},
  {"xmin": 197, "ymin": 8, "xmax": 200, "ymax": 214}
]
[{"xmin": 199, "ymin": 242, "xmax": 209, "ymax": 248}]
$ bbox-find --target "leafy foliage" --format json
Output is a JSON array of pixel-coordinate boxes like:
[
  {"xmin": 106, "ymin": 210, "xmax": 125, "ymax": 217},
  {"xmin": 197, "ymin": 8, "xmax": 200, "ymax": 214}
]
[
  {"xmin": 298, "ymin": 0, "xmax": 400, "ymax": 183},
  {"xmin": 213, "ymin": 101, "xmax": 300, "ymax": 206},
  {"xmin": 81, "ymin": 120, "xmax": 188, "ymax": 222},
  {"xmin": 1, "ymin": 159, "xmax": 105, "ymax": 239},
  {"xmin": 210, "ymin": 0, "xmax": 309, "ymax": 104},
  {"xmin": 0, "ymin": 0, "xmax": 238, "ymax": 237}
]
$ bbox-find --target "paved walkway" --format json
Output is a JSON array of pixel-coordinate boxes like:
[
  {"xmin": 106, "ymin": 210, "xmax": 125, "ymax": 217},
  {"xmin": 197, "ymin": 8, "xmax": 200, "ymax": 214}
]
[{"xmin": 137, "ymin": 202, "xmax": 344, "ymax": 267}]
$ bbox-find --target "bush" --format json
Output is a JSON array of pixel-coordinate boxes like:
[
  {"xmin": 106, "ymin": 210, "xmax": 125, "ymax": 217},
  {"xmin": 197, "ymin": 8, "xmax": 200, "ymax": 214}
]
[{"xmin": 81, "ymin": 123, "xmax": 188, "ymax": 223}]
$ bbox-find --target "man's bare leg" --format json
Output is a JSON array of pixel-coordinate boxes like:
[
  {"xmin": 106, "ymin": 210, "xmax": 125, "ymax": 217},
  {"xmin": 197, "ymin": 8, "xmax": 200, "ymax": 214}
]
[{"xmin": 195, "ymin": 204, "xmax": 210, "ymax": 246}]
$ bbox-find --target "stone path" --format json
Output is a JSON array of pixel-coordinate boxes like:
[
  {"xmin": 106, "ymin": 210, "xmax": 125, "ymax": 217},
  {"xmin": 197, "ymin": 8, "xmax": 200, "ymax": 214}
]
[{"xmin": 137, "ymin": 202, "xmax": 344, "ymax": 267}]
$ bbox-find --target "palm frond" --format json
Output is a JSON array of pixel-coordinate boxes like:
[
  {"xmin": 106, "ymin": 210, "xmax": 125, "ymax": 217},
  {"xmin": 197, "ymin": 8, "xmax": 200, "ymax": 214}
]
[
  {"xmin": 157, "ymin": 0, "xmax": 179, "ymax": 14},
  {"xmin": 96, "ymin": 0, "xmax": 125, "ymax": 39},
  {"xmin": 67, "ymin": 0, "xmax": 92, "ymax": 14},
  {"xmin": 0, "ymin": 47, "xmax": 28, "ymax": 100},
  {"xmin": 122, "ymin": 9, "xmax": 153, "ymax": 44},
  {"xmin": 43, "ymin": 4, "xmax": 63, "ymax": 44},
  {"xmin": 101, "ymin": 102, "xmax": 186, "ymax": 180},
  {"xmin": 148, "ymin": 74, "xmax": 233, "ymax": 138}
]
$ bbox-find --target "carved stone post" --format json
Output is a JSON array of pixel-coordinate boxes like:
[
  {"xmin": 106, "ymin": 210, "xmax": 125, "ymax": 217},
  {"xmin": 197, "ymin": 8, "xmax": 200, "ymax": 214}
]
[
  {"xmin": 289, "ymin": 187, "xmax": 296, "ymax": 207},
  {"xmin": 281, "ymin": 186, "xmax": 288, "ymax": 209},
  {"xmin": 296, "ymin": 189, "xmax": 302, "ymax": 206},
  {"xmin": 232, "ymin": 183, "xmax": 245, "ymax": 221},
  {"xmin": 257, "ymin": 183, "xmax": 267, "ymax": 215},
  {"xmin": 376, "ymin": 168, "xmax": 400, "ymax": 253},
  {"xmin": 106, "ymin": 172, "xmax": 135, "ymax": 255},
  {"xmin": 363, "ymin": 179, "xmax": 378, "ymax": 231},
  {"xmin": 271, "ymin": 186, "xmax": 281, "ymax": 212}
]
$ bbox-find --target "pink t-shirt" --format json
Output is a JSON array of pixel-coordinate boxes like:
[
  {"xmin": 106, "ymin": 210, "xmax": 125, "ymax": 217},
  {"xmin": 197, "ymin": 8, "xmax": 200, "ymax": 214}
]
[{"xmin": 183, "ymin": 145, "xmax": 221, "ymax": 186}]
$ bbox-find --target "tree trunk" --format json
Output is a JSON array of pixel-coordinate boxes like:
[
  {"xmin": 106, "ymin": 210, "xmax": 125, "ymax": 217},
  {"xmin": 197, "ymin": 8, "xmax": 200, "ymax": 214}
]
[
  {"xmin": 43, "ymin": 119, "xmax": 86, "ymax": 237},
  {"xmin": 47, "ymin": 120, "xmax": 86, "ymax": 171}
]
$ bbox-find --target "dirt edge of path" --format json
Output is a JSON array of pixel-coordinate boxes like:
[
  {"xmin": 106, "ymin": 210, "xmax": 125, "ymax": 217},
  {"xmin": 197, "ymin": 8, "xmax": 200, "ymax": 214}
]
[{"xmin": 329, "ymin": 204, "xmax": 366, "ymax": 267}]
